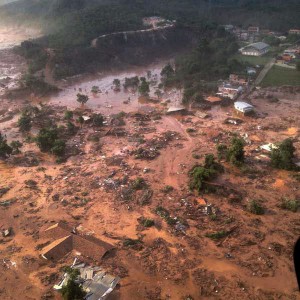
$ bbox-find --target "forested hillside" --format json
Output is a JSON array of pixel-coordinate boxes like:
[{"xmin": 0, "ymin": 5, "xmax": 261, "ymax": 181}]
[{"xmin": 2, "ymin": 0, "xmax": 299, "ymax": 80}]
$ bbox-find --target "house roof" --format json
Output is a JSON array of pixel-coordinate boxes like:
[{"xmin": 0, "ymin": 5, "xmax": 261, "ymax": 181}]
[
  {"xmin": 41, "ymin": 235, "xmax": 73, "ymax": 259},
  {"xmin": 42, "ymin": 223, "xmax": 113, "ymax": 261},
  {"xmin": 234, "ymin": 101, "xmax": 254, "ymax": 111},
  {"xmin": 167, "ymin": 106, "xmax": 186, "ymax": 113},
  {"xmin": 206, "ymin": 96, "xmax": 222, "ymax": 103},
  {"xmin": 244, "ymin": 42, "xmax": 270, "ymax": 51}
]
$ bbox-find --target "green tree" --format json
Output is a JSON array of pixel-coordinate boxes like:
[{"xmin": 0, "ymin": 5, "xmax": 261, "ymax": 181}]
[
  {"xmin": 76, "ymin": 93, "xmax": 89, "ymax": 106},
  {"xmin": 161, "ymin": 63, "xmax": 175, "ymax": 79},
  {"xmin": 51, "ymin": 139, "xmax": 66, "ymax": 156},
  {"xmin": 0, "ymin": 133, "xmax": 12, "ymax": 158},
  {"xmin": 112, "ymin": 79, "xmax": 121, "ymax": 91},
  {"xmin": 36, "ymin": 127, "xmax": 59, "ymax": 152},
  {"xmin": 18, "ymin": 113, "xmax": 32, "ymax": 133},
  {"xmin": 92, "ymin": 114, "xmax": 104, "ymax": 126},
  {"xmin": 61, "ymin": 268, "xmax": 86, "ymax": 300},
  {"xmin": 10, "ymin": 140, "xmax": 23, "ymax": 154},
  {"xmin": 138, "ymin": 77, "xmax": 150, "ymax": 96},
  {"xmin": 226, "ymin": 137, "xmax": 245, "ymax": 166},
  {"xmin": 271, "ymin": 138, "xmax": 296, "ymax": 170},
  {"xmin": 91, "ymin": 86, "xmax": 100, "ymax": 93}
]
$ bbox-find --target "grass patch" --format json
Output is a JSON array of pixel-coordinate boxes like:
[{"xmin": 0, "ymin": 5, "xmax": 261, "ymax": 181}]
[
  {"xmin": 233, "ymin": 53, "xmax": 272, "ymax": 66},
  {"xmin": 261, "ymin": 65, "xmax": 300, "ymax": 87}
]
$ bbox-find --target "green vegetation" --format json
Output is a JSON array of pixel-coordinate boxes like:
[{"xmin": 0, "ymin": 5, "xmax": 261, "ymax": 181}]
[
  {"xmin": 124, "ymin": 76, "xmax": 139, "ymax": 89},
  {"xmin": 155, "ymin": 206, "xmax": 177, "ymax": 225},
  {"xmin": 14, "ymin": 41, "xmax": 47, "ymax": 73},
  {"xmin": 36, "ymin": 127, "xmax": 66, "ymax": 157},
  {"xmin": 139, "ymin": 217, "xmax": 155, "ymax": 228},
  {"xmin": 280, "ymin": 198, "xmax": 299, "ymax": 212},
  {"xmin": 61, "ymin": 267, "xmax": 86, "ymax": 300},
  {"xmin": 217, "ymin": 137, "xmax": 245, "ymax": 166},
  {"xmin": 76, "ymin": 93, "xmax": 89, "ymax": 106},
  {"xmin": 131, "ymin": 177, "xmax": 147, "ymax": 190},
  {"xmin": 138, "ymin": 77, "xmax": 150, "ymax": 97},
  {"xmin": 233, "ymin": 53, "xmax": 272, "ymax": 66},
  {"xmin": 92, "ymin": 114, "xmax": 104, "ymax": 127},
  {"xmin": 18, "ymin": 113, "xmax": 32, "ymax": 133},
  {"xmin": 112, "ymin": 79, "xmax": 121, "ymax": 91},
  {"xmin": 261, "ymin": 65, "xmax": 300, "ymax": 87},
  {"xmin": 64, "ymin": 110, "xmax": 73, "ymax": 120},
  {"xmin": 161, "ymin": 185, "xmax": 174, "ymax": 193},
  {"xmin": 189, "ymin": 154, "xmax": 223, "ymax": 193},
  {"xmin": 0, "ymin": 132, "xmax": 12, "ymax": 158},
  {"xmin": 271, "ymin": 138, "xmax": 297, "ymax": 171},
  {"xmin": 205, "ymin": 230, "xmax": 228, "ymax": 240},
  {"xmin": 10, "ymin": 141, "xmax": 23, "ymax": 154},
  {"xmin": 20, "ymin": 73, "xmax": 57, "ymax": 95},
  {"xmin": 248, "ymin": 200, "xmax": 265, "ymax": 215}
]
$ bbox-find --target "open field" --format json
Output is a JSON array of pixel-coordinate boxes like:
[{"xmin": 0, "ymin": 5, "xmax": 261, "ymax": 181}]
[
  {"xmin": 261, "ymin": 65, "xmax": 300, "ymax": 87},
  {"xmin": 233, "ymin": 53, "xmax": 273, "ymax": 66}
]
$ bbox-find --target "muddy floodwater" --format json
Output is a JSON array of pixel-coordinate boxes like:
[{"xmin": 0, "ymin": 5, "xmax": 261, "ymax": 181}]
[{"xmin": 47, "ymin": 63, "xmax": 183, "ymax": 114}]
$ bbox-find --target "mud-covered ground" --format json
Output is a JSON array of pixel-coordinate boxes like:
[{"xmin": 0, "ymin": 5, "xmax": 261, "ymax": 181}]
[{"xmin": 0, "ymin": 81, "xmax": 300, "ymax": 299}]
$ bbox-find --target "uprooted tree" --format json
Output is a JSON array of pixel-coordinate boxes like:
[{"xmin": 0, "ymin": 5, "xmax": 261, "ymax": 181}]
[{"xmin": 271, "ymin": 138, "xmax": 297, "ymax": 170}]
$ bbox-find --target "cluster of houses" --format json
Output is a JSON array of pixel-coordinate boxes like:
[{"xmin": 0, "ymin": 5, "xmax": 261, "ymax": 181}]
[
  {"xmin": 276, "ymin": 46, "xmax": 300, "ymax": 67},
  {"xmin": 224, "ymin": 25, "xmax": 300, "ymax": 43}
]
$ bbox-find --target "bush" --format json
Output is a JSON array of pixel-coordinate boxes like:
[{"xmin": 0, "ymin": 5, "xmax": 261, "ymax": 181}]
[
  {"xmin": 0, "ymin": 132, "xmax": 12, "ymax": 158},
  {"xmin": 248, "ymin": 200, "xmax": 265, "ymax": 215},
  {"xmin": 18, "ymin": 113, "xmax": 32, "ymax": 132},
  {"xmin": 140, "ymin": 217, "xmax": 155, "ymax": 227},
  {"xmin": 280, "ymin": 198, "xmax": 299, "ymax": 212},
  {"xmin": 51, "ymin": 139, "xmax": 66, "ymax": 156},
  {"xmin": 131, "ymin": 177, "xmax": 147, "ymax": 190},
  {"xmin": 205, "ymin": 230, "xmax": 228, "ymax": 240},
  {"xmin": 64, "ymin": 110, "xmax": 73, "ymax": 120},
  {"xmin": 161, "ymin": 185, "xmax": 174, "ymax": 193}
]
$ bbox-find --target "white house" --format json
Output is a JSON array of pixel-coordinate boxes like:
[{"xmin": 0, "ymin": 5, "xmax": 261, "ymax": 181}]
[
  {"xmin": 240, "ymin": 42, "xmax": 270, "ymax": 56},
  {"xmin": 234, "ymin": 101, "xmax": 254, "ymax": 113}
]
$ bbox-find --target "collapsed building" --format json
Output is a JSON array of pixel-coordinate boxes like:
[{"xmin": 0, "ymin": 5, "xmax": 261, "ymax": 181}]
[{"xmin": 54, "ymin": 259, "xmax": 120, "ymax": 300}]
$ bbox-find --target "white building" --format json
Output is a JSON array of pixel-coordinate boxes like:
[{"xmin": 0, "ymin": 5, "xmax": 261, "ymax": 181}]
[
  {"xmin": 240, "ymin": 42, "xmax": 270, "ymax": 56},
  {"xmin": 234, "ymin": 101, "xmax": 254, "ymax": 113}
]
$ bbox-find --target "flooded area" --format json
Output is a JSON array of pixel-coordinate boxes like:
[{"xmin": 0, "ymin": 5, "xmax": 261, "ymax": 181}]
[{"xmin": 46, "ymin": 62, "xmax": 183, "ymax": 114}]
